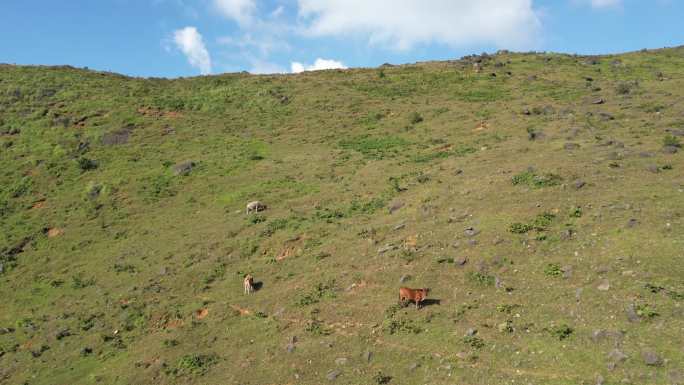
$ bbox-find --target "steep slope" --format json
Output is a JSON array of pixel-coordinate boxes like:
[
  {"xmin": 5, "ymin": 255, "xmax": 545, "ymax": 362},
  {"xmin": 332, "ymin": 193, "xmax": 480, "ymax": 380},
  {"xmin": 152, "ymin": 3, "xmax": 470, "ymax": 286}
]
[{"xmin": 1, "ymin": 48, "xmax": 684, "ymax": 384}]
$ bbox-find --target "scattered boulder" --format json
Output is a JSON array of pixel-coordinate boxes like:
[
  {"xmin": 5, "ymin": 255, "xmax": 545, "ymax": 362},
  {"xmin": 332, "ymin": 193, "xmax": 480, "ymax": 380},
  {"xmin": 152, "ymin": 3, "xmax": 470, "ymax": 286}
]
[
  {"xmin": 574, "ymin": 180, "xmax": 586, "ymax": 189},
  {"xmin": 561, "ymin": 266, "xmax": 573, "ymax": 278},
  {"xmin": 286, "ymin": 343, "xmax": 295, "ymax": 353},
  {"xmin": 608, "ymin": 349, "xmax": 628, "ymax": 363},
  {"xmin": 597, "ymin": 280, "xmax": 610, "ymax": 291},
  {"xmin": 642, "ymin": 350, "xmax": 663, "ymax": 366},
  {"xmin": 599, "ymin": 112, "xmax": 615, "ymax": 121},
  {"xmin": 592, "ymin": 98, "xmax": 605, "ymax": 105},
  {"xmin": 626, "ymin": 304, "xmax": 640, "ymax": 322},
  {"xmin": 378, "ymin": 244, "xmax": 397, "ymax": 254},
  {"xmin": 408, "ymin": 362, "xmax": 420, "ymax": 371},
  {"xmin": 560, "ymin": 229, "xmax": 574, "ymax": 240},
  {"xmin": 335, "ymin": 357, "xmax": 348, "ymax": 366},
  {"xmin": 326, "ymin": 370, "xmax": 341, "ymax": 381},
  {"xmin": 454, "ymin": 256, "xmax": 468, "ymax": 266},
  {"xmin": 465, "ymin": 328, "xmax": 477, "ymax": 337},
  {"xmin": 464, "ymin": 227, "xmax": 480, "ymax": 237},
  {"xmin": 663, "ymin": 145, "xmax": 679, "ymax": 154},
  {"xmin": 596, "ymin": 374, "xmax": 605, "ymax": 385},
  {"xmin": 173, "ymin": 161, "xmax": 196, "ymax": 176},
  {"xmin": 399, "ymin": 275, "xmax": 411, "ymax": 283},
  {"xmin": 388, "ymin": 201, "xmax": 404, "ymax": 214},
  {"xmin": 564, "ymin": 143, "xmax": 580, "ymax": 150},
  {"xmin": 626, "ymin": 218, "xmax": 639, "ymax": 228},
  {"xmin": 363, "ymin": 350, "xmax": 373, "ymax": 363},
  {"xmin": 647, "ymin": 165, "xmax": 661, "ymax": 173},
  {"xmin": 102, "ymin": 126, "xmax": 132, "ymax": 146}
]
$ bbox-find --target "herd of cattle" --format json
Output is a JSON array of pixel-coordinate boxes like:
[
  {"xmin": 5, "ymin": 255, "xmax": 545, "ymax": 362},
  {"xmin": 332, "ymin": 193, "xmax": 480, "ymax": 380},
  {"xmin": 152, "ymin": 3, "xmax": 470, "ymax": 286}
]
[{"xmin": 242, "ymin": 201, "xmax": 431, "ymax": 309}]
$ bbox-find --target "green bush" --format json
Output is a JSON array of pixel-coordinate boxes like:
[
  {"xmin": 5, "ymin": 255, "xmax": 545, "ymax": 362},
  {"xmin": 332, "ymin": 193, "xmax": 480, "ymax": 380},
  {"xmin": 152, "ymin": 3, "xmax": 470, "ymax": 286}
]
[
  {"xmin": 664, "ymin": 134, "xmax": 681, "ymax": 148},
  {"xmin": 549, "ymin": 325, "xmax": 573, "ymax": 340},
  {"xmin": 171, "ymin": 353, "xmax": 218, "ymax": 376},
  {"xmin": 544, "ymin": 263, "xmax": 562, "ymax": 277}
]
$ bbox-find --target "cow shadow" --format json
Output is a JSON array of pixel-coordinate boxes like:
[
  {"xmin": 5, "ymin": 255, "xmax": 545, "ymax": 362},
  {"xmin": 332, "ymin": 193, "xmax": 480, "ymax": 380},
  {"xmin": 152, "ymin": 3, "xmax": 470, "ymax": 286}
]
[
  {"xmin": 421, "ymin": 299, "xmax": 441, "ymax": 307},
  {"xmin": 253, "ymin": 281, "xmax": 263, "ymax": 292}
]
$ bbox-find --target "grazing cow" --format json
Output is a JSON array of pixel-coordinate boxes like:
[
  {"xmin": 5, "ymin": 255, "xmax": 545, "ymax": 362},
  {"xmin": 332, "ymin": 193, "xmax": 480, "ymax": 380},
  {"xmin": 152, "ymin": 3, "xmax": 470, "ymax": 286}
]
[
  {"xmin": 244, "ymin": 274, "xmax": 255, "ymax": 295},
  {"xmin": 399, "ymin": 287, "xmax": 430, "ymax": 309},
  {"xmin": 246, "ymin": 201, "xmax": 266, "ymax": 214}
]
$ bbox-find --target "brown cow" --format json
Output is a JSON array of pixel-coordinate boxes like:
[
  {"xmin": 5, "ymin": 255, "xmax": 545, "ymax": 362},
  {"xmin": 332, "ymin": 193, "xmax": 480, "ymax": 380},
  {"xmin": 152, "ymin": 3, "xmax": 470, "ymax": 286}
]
[
  {"xmin": 244, "ymin": 274, "xmax": 255, "ymax": 295},
  {"xmin": 399, "ymin": 287, "xmax": 430, "ymax": 309}
]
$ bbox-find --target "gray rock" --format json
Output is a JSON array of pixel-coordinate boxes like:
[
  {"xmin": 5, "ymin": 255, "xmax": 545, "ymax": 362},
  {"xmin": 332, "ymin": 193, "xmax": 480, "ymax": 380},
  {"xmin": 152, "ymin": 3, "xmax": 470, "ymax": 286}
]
[
  {"xmin": 596, "ymin": 374, "xmax": 605, "ymax": 385},
  {"xmin": 363, "ymin": 350, "xmax": 373, "ymax": 363},
  {"xmin": 286, "ymin": 343, "xmax": 295, "ymax": 353},
  {"xmin": 564, "ymin": 142, "xmax": 581, "ymax": 150},
  {"xmin": 663, "ymin": 145, "xmax": 679, "ymax": 154},
  {"xmin": 326, "ymin": 370, "xmax": 341, "ymax": 381},
  {"xmin": 599, "ymin": 112, "xmax": 615, "ymax": 121},
  {"xmin": 464, "ymin": 227, "xmax": 480, "ymax": 237},
  {"xmin": 467, "ymin": 239, "xmax": 478, "ymax": 246},
  {"xmin": 561, "ymin": 265, "xmax": 573, "ymax": 278},
  {"xmin": 454, "ymin": 256, "xmax": 468, "ymax": 266},
  {"xmin": 597, "ymin": 280, "xmax": 610, "ymax": 291},
  {"xmin": 335, "ymin": 357, "xmax": 348, "ymax": 365},
  {"xmin": 667, "ymin": 129, "xmax": 684, "ymax": 137},
  {"xmin": 574, "ymin": 180, "xmax": 586, "ymax": 189},
  {"xmin": 0, "ymin": 263, "xmax": 3, "ymax": 274},
  {"xmin": 626, "ymin": 218, "xmax": 638, "ymax": 228},
  {"xmin": 576, "ymin": 288, "xmax": 583, "ymax": 301},
  {"xmin": 173, "ymin": 161, "xmax": 196, "ymax": 176},
  {"xmin": 639, "ymin": 151, "xmax": 655, "ymax": 158},
  {"xmin": 465, "ymin": 328, "xmax": 477, "ymax": 337},
  {"xmin": 642, "ymin": 350, "xmax": 663, "ymax": 366},
  {"xmin": 592, "ymin": 98, "xmax": 605, "ymax": 105},
  {"xmin": 626, "ymin": 304, "xmax": 640, "ymax": 322},
  {"xmin": 388, "ymin": 201, "xmax": 404, "ymax": 214},
  {"xmin": 608, "ymin": 349, "xmax": 628, "ymax": 363},
  {"xmin": 393, "ymin": 223, "xmax": 406, "ymax": 231},
  {"xmin": 102, "ymin": 127, "xmax": 132, "ymax": 146},
  {"xmin": 560, "ymin": 229, "xmax": 574, "ymax": 240},
  {"xmin": 378, "ymin": 244, "xmax": 397, "ymax": 254},
  {"xmin": 399, "ymin": 275, "xmax": 411, "ymax": 283},
  {"xmin": 408, "ymin": 362, "xmax": 420, "ymax": 371},
  {"xmin": 647, "ymin": 165, "xmax": 661, "ymax": 173}
]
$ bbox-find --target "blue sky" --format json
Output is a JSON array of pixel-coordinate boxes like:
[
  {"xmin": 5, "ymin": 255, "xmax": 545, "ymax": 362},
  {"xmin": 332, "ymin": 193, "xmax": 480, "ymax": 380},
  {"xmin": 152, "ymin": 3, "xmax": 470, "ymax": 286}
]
[{"xmin": 1, "ymin": 0, "xmax": 682, "ymax": 78}]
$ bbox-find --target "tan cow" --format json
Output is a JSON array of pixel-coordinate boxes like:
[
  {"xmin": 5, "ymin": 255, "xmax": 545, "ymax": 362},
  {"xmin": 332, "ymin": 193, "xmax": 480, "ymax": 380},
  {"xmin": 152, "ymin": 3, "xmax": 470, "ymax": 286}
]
[
  {"xmin": 399, "ymin": 287, "xmax": 430, "ymax": 309},
  {"xmin": 244, "ymin": 274, "xmax": 255, "ymax": 295}
]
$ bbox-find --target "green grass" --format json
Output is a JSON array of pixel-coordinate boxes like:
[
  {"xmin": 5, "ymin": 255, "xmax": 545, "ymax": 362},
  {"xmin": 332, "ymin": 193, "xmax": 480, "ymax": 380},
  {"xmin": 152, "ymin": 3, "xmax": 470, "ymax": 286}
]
[{"xmin": 2, "ymin": 47, "xmax": 684, "ymax": 384}]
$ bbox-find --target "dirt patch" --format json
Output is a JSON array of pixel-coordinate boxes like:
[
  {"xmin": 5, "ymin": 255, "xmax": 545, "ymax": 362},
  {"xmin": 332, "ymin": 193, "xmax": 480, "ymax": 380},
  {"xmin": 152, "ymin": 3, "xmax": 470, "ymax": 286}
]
[
  {"xmin": 403, "ymin": 234, "xmax": 418, "ymax": 251},
  {"xmin": 230, "ymin": 305, "xmax": 252, "ymax": 316},
  {"xmin": 275, "ymin": 236, "xmax": 304, "ymax": 261},
  {"xmin": 474, "ymin": 121, "xmax": 489, "ymax": 131},
  {"xmin": 150, "ymin": 312, "xmax": 184, "ymax": 329},
  {"xmin": 46, "ymin": 228, "xmax": 63, "ymax": 238},
  {"xmin": 195, "ymin": 308, "xmax": 209, "ymax": 320}
]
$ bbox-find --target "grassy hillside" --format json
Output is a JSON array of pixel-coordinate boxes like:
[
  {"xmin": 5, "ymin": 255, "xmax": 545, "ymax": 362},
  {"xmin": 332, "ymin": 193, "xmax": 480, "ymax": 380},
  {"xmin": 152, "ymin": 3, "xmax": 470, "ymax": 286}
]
[{"xmin": 1, "ymin": 47, "xmax": 684, "ymax": 385}]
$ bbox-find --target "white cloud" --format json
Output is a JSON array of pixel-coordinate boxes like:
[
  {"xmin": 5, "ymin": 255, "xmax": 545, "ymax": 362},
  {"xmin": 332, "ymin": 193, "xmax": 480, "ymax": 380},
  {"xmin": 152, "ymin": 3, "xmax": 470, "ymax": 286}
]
[
  {"xmin": 214, "ymin": 0, "xmax": 256, "ymax": 25},
  {"xmin": 296, "ymin": 0, "xmax": 541, "ymax": 50},
  {"xmin": 290, "ymin": 58, "xmax": 347, "ymax": 73},
  {"xmin": 173, "ymin": 26, "xmax": 212, "ymax": 75}
]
